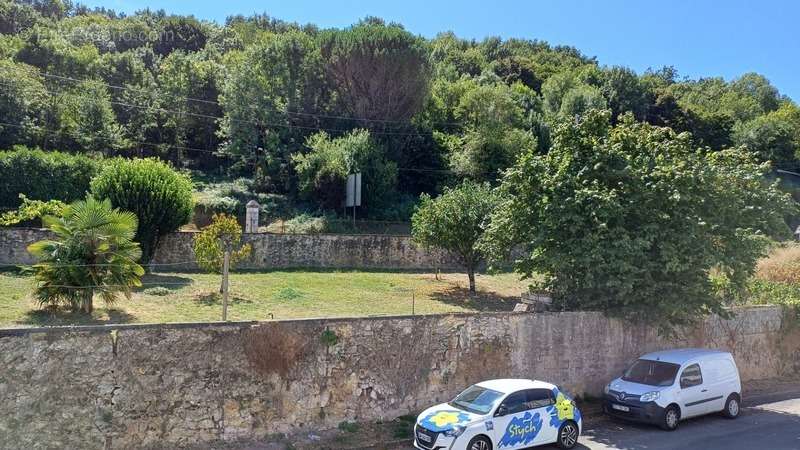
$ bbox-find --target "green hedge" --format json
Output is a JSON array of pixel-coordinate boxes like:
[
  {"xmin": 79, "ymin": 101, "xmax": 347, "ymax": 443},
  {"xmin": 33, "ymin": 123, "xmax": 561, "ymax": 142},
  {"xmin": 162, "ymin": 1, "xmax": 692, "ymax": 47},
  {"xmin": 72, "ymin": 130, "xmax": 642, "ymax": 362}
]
[{"xmin": 0, "ymin": 147, "xmax": 104, "ymax": 209}]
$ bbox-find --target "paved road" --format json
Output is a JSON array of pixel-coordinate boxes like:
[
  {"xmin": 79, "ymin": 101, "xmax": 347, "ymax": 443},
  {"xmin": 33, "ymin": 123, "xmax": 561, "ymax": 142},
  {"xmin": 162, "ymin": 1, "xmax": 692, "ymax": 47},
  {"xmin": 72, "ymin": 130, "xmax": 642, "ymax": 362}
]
[
  {"xmin": 402, "ymin": 394, "xmax": 800, "ymax": 450},
  {"xmin": 563, "ymin": 396, "xmax": 800, "ymax": 450}
]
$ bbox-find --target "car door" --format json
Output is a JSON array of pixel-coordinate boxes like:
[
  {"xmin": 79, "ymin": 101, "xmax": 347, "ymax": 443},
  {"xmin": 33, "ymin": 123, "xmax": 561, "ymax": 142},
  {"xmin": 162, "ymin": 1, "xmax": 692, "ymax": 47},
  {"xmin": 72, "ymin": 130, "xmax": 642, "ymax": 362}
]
[
  {"xmin": 491, "ymin": 389, "xmax": 553, "ymax": 449},
  {"xmin": 677, "ymin": 363, "xmax": 711, "ymax": 418}
]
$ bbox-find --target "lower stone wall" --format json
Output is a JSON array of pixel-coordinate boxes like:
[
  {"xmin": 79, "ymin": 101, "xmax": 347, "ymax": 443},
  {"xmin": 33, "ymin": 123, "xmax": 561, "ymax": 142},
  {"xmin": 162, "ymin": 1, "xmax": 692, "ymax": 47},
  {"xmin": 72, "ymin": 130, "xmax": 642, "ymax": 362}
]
[
  {"xmin": 0, "ymin": 228, "xmax": 460, "ymax": 270},
  {"xmin": 0, "ymin": 306, "xmax": 796, "ymax": 449}
]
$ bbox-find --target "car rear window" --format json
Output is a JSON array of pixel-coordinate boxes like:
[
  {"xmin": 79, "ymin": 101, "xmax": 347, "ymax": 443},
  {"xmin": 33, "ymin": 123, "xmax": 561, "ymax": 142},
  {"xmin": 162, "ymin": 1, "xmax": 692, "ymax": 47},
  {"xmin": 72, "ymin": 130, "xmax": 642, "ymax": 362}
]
[
  {"xmin": 449, "ymin": 385, "xmax": 504, "ymax": 415},
  {"xmin": 623, "ymin": 359, "xmax": 681, "ymax": 387}
]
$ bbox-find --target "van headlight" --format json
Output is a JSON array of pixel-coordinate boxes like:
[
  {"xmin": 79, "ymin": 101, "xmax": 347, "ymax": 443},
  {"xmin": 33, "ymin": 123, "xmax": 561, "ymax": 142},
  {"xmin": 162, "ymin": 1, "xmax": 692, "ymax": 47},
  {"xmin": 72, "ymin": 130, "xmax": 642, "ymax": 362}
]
[
  {"xmin": 640, "ymin": 391, "xmax": 660, "ymax": 402},
  {"xmin": 443, "ymin": 425, "xmax": 465, "ymax": 438},
  {"xmin": 604, "ymin": 384, "xmax": 610, "ymax": 394}
]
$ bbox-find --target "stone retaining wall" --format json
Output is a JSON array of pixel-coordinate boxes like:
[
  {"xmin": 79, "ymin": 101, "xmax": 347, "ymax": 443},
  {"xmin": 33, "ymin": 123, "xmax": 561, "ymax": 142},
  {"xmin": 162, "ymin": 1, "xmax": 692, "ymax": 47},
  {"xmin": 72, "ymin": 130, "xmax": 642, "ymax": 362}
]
[
  {"xmin": 0, "ymin": 228, "xmax": 460, "ymax": 271},
  {"xmin": 0, "ymin": 306, "xmax": 797, "ymax": 449}
]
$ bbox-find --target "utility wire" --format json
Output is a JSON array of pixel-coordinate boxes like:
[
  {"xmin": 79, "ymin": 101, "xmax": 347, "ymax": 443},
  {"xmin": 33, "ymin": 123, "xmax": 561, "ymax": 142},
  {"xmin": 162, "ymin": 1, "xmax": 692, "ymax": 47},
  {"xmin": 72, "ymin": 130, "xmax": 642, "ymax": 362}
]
[
  {"xmin": 31, "ymin": 71, "xmax": 466, "ymax": 128},
  {"xmin": 0, "ymin": 79, "xmax": 443, "ymax": 138},
  {"xmin": 0, "ymin": 119, "xmax": 225, "ymax": 156}
]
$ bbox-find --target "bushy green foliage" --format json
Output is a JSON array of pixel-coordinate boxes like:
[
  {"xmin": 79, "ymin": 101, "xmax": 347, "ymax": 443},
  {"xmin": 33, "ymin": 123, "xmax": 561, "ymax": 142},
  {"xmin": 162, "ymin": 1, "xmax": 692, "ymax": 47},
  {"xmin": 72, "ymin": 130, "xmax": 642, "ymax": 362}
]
[
  {"xmin": 0, "ymin": 60, "xmax": 47, "ymax": 148},
  {"xmin": 193, "ymin": 178, "xmax": 292, "ymax": 223},
  {"xmin": 0, "ymin": 147, "xmax": 103, "ymax": 208},
  {"xmin": 279, "ymin": 213, "xmax": 329, "ymax": 234},
  {"xmin": 0, "ymin": 194, "xmax": 66, "ymax": 226},
  {"xmin": 484, "ymin": 110, "xmax": 796, "ymax": 326},
  {"xmin": 91, "ymin": 158, "xmax": 194, "ymax": 263},
  {"xmin": 293, "ymin": 129, "xmax": 397, "ymax": 211},
  {"xmin": 193, "ymin": 214, "xmax": 252, "ymax": 274},
  {"xmin": 412, "ymin": 181, "xmax": 498, "ymax": 293},
  {"xmin": 27, "ymin": 196, "xmax": 144, "ymax": 313}
]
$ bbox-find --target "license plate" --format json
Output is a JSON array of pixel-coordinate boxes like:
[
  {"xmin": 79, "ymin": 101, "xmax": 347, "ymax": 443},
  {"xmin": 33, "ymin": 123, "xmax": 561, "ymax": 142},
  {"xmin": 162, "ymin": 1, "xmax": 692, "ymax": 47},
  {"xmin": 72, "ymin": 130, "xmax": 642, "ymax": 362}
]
[
  {"xmin": 612, "ymin": 404, "xmax": 630, "ymax": 412},
  {"xmin": 417, "ymin": 432, "xmax": 432, "ymax": 443}
]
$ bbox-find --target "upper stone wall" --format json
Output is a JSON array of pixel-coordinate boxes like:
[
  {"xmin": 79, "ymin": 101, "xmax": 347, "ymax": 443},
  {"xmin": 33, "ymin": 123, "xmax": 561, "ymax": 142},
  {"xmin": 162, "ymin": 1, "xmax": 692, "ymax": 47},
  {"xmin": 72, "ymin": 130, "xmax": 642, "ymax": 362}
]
[{"xmin": 0, "ymin": 228, "xmax": 460, "ymax": 270}]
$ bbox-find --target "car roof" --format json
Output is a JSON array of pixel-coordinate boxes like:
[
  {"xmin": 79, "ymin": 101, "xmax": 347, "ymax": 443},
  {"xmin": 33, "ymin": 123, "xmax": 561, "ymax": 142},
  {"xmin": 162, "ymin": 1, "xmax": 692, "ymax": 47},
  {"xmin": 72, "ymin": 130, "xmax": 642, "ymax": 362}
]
[
  {"xmin": 639, "ymin": 348, "xmax": 731, "ymax": 365},
  {"xmin": 475, "ymin": 379, "xmax": 556, "ymax": 394}
]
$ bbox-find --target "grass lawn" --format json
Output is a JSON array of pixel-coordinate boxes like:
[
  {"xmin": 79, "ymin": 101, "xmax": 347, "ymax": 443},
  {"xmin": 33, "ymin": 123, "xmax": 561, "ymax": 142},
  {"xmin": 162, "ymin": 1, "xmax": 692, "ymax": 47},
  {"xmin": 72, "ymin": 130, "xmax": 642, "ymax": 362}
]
[{"xmin": 0, "ymin": 269, "xmax": 529, "ymax": 328}]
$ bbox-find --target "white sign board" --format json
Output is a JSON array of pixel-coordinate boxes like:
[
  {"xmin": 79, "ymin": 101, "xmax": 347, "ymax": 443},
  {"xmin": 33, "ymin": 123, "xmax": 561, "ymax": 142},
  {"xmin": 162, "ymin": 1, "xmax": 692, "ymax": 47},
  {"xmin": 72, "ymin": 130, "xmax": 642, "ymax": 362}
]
[{"xmin": 346, "ymin": 173, "xmax": 362, "ymax": 207}]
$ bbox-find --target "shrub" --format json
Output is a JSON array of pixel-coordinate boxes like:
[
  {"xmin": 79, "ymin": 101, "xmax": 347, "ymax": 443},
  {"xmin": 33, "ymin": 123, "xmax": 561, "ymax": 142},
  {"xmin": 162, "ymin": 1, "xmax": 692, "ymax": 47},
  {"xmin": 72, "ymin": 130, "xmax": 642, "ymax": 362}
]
[
  {"xmin": 27, "ymin": 196, "xmax": 144, "ymax": 313},
  {"xmin": 0, "ymin": 194, "xmax": 66, "ymax": 227},
  {"xmin": 91, "ymin": 158, "xmax": 194, "ymax": 264},
  {"xmin": 193, "ymin": 214, "xmax": 252, "ymax": 274},
  {"xmin": 193, "ymin": 178, "xmax": 293, "ymax": 227},
  {"xmin": 755, "ymin": 244, "xmax": 800, "ymax": 284},
  {"xmin": 293, "ymin": 129, "xmax": 397, "ymax": 212},
  {"xmin": 280, "ymin": 213, "xmax": 329, "ymax": 234},
  {"xmin": 0, "ymin": 147, "xmax": 103, "ymax": 208}
]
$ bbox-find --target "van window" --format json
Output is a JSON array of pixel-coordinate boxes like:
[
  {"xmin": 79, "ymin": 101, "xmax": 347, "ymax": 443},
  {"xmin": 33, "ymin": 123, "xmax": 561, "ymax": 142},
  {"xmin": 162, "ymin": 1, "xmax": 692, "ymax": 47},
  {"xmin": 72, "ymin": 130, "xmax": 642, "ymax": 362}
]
[
  {"xmin": 680, "ymin": 364, "xmax": 703, "ymax": 388},
  {"xmin": 623, "ymin": 359, "xmax": 681, "ymax": 387}
]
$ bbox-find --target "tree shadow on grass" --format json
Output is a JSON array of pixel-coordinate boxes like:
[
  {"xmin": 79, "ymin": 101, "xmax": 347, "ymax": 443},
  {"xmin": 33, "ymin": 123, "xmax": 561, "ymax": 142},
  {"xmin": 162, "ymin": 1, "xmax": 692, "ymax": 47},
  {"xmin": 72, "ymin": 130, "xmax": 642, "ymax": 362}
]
[
  {"xmin": 137, "ymin": 274, "xmax": 193, "ymax": 292},
  {"xmin": 19, "ymin": 307, "xmax": 136, "ymax": 327},
  {"xmin": 429, "ymin": 286, "xmax": 520, "ymax": 312},
  {"xmin": 194, "ymin": 291, "xmax": 253, "ymax": 306}
]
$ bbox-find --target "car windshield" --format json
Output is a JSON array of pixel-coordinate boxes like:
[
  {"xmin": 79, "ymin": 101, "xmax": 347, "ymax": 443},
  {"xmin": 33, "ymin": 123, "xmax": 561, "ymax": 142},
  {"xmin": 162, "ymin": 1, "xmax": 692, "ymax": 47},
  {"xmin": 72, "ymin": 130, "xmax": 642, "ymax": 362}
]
[
  {"xmin": 622, "ymin": 359, "xmax": 680, "ymax": 387},
  {"xmin": 448, "ymin": 385, "xmax": 504, "ymax": 415}
]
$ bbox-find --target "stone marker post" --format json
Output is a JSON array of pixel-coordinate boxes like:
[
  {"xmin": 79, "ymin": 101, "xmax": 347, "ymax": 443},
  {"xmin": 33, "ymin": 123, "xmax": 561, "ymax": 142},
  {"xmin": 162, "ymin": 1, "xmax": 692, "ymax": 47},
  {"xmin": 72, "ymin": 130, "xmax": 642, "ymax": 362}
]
[{"xmin": 245, "ymin": 200, "xmax": 260, "ymax": 233}]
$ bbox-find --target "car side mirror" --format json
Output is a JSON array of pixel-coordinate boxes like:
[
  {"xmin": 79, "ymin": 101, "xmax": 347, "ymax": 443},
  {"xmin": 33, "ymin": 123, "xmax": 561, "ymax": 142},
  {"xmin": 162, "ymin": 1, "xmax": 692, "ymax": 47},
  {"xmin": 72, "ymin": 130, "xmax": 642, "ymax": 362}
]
[{"xmin": 495, "ymin": 405, "xmax": 508, "ymax": 417}]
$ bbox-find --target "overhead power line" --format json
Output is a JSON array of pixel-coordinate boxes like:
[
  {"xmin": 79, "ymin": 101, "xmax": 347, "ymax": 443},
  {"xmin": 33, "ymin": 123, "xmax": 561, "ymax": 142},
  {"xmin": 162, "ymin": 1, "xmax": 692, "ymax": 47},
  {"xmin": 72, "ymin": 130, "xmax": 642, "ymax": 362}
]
[
  {"xmin": 0, "ymin": 78, "xmax": 444, "ymax": 138},
  {"xmin": 12, "ymin": 69, "xmax": 467, "ymax": 129}
]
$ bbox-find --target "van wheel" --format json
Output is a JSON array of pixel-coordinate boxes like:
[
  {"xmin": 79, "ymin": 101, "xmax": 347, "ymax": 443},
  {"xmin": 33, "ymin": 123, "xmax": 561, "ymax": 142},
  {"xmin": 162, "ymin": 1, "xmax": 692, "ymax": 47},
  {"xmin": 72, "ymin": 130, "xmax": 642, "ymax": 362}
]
[
  {"xmin": 557, "ymin": 420, "xmax": 579, "ymax": 449},
  {"xmin": 723, "ymin": 394, "xmax": 740, "ymax": 419},
  {"xmin": 660, "ymin": 405, "xmax": 680, "ymax": 431},
  {"xmin": 467, "ymin": 435, "xmax": 492, "ymax": 450}
]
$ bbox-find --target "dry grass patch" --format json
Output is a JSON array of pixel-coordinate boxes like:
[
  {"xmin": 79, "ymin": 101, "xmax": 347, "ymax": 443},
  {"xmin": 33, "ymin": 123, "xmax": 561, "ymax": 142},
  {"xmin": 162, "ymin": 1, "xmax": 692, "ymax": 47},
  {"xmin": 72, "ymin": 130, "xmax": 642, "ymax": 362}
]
[{"xmin": 756, "ymin": 244, "xmax": 800, "ymax": 284}]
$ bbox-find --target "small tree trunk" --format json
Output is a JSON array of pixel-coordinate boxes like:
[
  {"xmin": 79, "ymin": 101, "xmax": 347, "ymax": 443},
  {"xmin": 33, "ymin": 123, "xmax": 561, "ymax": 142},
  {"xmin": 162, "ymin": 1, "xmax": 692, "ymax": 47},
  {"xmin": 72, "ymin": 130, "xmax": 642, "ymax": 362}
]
[
  {"xmin": 81, "ymin": 288, "xmax": 94, "ymax": 314},
  {"xmin": 467, "ymin": 267, "xmax": 476, "ymax": 295}
]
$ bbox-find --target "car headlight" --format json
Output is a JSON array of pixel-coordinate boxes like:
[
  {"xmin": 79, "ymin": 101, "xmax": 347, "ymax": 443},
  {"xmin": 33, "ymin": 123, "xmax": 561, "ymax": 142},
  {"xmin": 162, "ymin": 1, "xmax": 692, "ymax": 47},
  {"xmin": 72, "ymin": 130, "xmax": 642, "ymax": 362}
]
[
  {"xmin": 604, "ymin": 384, "xmax": 610, "ymax": 394},
  {"xmin": 443, "ymin": 425, "xmax": 466, "ymax": 438},
  {"xmin": 640, "ymin": 391, "xmax": 660, "ymax": 402}
]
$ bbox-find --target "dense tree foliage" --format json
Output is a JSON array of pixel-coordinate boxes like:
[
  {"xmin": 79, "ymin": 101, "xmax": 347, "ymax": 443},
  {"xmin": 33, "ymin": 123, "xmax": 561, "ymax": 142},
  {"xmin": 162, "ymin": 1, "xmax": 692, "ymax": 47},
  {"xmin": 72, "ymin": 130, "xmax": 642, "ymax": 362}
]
[
  {"xmin": 412, "ymin": 181, "xmax": 497, "ymax": 293},
  {"xmin": 483, "ymin": 110, "xmax": 796, "ymax": 326},
  {"xmin": 0, "ymin": 2, "xmax": 798, "ymax": 221}
]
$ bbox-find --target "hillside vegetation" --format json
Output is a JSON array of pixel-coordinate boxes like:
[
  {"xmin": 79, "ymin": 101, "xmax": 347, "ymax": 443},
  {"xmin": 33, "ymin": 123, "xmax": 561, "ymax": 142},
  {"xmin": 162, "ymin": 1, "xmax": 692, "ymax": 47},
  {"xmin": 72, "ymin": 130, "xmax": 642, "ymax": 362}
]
[{"xmin": 1, "ymin": 0, "xmax": 799, "ymax": 221}]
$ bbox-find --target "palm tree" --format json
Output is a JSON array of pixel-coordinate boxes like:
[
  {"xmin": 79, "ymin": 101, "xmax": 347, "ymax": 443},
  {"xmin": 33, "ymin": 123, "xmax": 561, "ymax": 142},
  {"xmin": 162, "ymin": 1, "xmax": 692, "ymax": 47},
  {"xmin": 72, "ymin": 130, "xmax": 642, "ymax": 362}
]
[{"xmin": 27, "ymin": 196, "xmax": 145, "ymax": 314}]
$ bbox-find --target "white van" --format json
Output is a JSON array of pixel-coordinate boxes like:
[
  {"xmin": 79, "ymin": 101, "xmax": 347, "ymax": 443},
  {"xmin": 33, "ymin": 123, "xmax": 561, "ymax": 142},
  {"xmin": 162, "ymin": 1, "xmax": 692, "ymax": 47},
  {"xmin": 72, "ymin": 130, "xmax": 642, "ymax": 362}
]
[{"xmin": 603, "ymin": 348, "xmax": 741, "ymax": 430}]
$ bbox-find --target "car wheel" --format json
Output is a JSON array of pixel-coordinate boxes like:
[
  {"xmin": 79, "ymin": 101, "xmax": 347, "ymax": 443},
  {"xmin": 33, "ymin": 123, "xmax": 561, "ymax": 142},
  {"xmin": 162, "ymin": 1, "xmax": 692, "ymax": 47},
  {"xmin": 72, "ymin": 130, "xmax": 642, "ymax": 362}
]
[
  {"xmin": 557, "ymin": 420, "xmax": 579, "ymax": 449},
  {"xmin": 467, "ymin": 435, "xmax": 492, "ymax": 450},
  {"xmin": 660, "ymin": 405, "xmax": 680, "ymax": 431},
  {"xmin": 722, "ymin": 394, "xmax": 740, "ymax": 419}
]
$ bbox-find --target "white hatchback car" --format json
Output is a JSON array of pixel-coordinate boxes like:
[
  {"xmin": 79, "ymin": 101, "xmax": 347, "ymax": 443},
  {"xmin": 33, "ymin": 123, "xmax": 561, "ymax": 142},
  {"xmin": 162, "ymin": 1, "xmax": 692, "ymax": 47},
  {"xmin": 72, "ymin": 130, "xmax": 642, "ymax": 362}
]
[
  {"xmin": 414, "ymin": 379, "xmax": 582, "ymax": 450},
  {"xmin": 603, "ymin": 348, "xmax": 742, "ymax": 430}
]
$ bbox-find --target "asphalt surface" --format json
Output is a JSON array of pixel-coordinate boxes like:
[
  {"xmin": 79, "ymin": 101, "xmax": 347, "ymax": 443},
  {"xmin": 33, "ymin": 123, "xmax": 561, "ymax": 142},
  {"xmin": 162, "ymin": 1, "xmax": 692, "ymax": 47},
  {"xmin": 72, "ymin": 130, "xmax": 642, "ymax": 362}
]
[
  {"xmin": 402, "ymin": 391, "xmax": 800, "ymax": 450},
  {"xmin": 564, "ymin": 396, "xmax": 800, "ymax": 450}
]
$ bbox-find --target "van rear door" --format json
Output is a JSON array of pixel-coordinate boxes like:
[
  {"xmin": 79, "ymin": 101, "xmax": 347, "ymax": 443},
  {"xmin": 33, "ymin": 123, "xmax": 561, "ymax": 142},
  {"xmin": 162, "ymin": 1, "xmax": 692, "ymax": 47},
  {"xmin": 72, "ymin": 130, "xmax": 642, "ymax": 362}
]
[{"xmin": 703, "ymin": 357, "xmax": 738, "ymax": 412}]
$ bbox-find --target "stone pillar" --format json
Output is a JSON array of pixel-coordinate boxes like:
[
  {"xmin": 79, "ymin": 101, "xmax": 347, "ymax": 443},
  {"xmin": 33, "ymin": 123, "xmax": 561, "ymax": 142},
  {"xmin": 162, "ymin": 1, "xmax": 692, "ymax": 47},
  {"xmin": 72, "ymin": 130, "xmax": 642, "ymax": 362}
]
[{"xmin": 245, "ymin": 200, "xmax": 260, "ymax": 233}]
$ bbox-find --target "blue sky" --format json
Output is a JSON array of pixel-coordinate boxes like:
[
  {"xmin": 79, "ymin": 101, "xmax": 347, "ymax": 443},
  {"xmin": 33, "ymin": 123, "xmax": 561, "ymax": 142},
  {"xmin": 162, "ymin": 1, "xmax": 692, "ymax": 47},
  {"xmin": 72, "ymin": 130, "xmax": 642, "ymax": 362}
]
[{"xmin": 84, "ymin": 0, "xmax": 800, "ymax": 101}]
